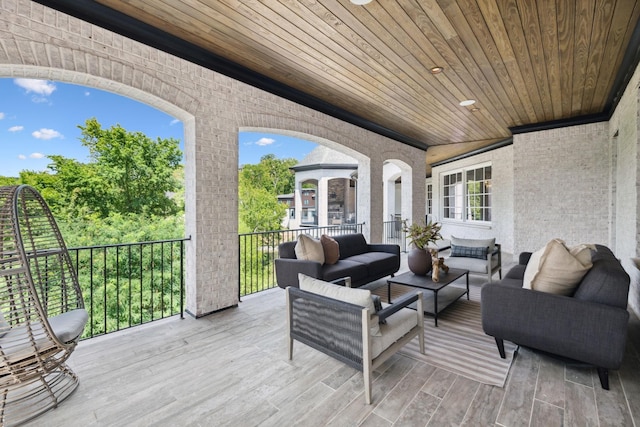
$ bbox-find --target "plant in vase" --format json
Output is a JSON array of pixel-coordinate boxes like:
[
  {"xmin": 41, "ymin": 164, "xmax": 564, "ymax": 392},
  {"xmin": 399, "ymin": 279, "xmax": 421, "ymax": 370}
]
[{"xmin": 402, "ymin": 219, "xmax": 443, "ymax": 275}]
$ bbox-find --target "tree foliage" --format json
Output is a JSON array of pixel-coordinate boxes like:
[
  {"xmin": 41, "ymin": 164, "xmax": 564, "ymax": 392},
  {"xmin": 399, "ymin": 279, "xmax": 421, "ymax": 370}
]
[{"xmin": 238, "ymin": 154, "xmax": 296, "ymax": 232}]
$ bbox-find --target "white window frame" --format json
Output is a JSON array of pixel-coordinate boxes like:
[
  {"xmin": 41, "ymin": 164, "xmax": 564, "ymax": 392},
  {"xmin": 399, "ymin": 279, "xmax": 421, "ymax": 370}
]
[{"xmin": 440, "ymin": 162, "xmax": 492, "ymax": 224}]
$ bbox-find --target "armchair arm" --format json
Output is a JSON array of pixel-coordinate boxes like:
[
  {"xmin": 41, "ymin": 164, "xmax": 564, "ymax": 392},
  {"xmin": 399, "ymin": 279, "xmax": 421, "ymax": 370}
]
[
  {"xmin": 481, "ymin": 284, "xmax": 629, "ymax": 369},
  {"xmin": 275, "ymin": 258, "xmax": 323, "ymax": 288},
  {"xmin": 377, "ymin": 291, "xmax": 422, "ymax": 323}
]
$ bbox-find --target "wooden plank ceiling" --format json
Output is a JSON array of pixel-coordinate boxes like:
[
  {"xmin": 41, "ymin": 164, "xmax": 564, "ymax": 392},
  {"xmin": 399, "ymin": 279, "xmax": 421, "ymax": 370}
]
[{"xmin": 53, "ymin": 0, "xmax": 640, "ymax": 165}]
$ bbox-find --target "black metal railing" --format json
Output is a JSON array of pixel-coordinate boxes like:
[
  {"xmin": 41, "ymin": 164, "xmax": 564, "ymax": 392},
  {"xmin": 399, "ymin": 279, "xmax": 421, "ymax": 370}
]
[
  {"xmin": 68, "ymin": 237, "xmax": 189, "ymax": 339},
  {"xmin": 239, "ymin": 223, "xmax": 363, "ymax": 296},
  {"xmin": 383, "ymin": 220, "xmax": 407, "ymax": 252}
]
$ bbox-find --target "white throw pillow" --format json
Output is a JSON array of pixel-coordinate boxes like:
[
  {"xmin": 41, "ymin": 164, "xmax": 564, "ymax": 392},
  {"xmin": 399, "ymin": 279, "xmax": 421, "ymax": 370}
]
[
  {"xmin": 523, "ymin": 239, "xmax": 593, "ymax": 295},
  {"xmin": 298, "ymin": 273, "xmax": 381, "ymax": 336},
  {"xmin": 294, "ymin": 234, "xmax": 325, "ymax": 265}
]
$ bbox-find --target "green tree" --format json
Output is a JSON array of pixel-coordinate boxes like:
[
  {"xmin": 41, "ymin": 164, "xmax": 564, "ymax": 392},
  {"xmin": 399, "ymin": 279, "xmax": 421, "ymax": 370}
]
[
  {"xmin": 78, "ymin": 118, "xmax": 182, "ymax": 217},
  {"xmin": 238, "ymin": 154, "xmax": 296, "ymax": 232}
]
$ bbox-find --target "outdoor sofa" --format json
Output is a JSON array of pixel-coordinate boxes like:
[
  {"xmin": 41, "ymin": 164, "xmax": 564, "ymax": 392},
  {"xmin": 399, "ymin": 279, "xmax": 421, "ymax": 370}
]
[
  {"xmin": 275, "ymin": 233, "xmax": 400, "ymax": 288},
  {"xmin": 481, "ymin": 243, "xmax": 630, "ymax": 389}
]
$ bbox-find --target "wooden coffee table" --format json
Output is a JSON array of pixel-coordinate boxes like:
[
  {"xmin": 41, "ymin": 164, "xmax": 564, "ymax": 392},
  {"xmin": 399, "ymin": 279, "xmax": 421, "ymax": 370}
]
[{"xmin": 386, "ymin": 269, "xmax": 469, "ymax": 326}]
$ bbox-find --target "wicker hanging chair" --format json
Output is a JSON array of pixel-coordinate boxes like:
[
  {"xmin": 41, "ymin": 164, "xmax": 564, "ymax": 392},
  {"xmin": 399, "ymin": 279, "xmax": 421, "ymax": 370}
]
[{"xmin": 0, "ymin": 185, "xmax": 87, "ymax": 426}]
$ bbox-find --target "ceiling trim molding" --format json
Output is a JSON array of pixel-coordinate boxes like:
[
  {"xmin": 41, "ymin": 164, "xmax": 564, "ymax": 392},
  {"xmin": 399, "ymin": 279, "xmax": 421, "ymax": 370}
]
[
  {"xmin": 508, "ymin": 112, "xmax": 609, "ymax": 135},
  {"xmin": 291, "ymin": 164, "xmax": 358, "ymax": 172},
  {"xmin": 33, "ymin": 0, "xmax": 429, "ymax": 151},
  {"xmin": 430, "ymin": 138, "xmax": 513, "ymax": 168}
]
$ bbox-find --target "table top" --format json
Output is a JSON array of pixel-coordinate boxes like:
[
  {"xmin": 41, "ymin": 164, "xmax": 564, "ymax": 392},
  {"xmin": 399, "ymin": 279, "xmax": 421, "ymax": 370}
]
[{"xmin": 388, "ymin": 268, "xmax": 468, "ymax": 291}]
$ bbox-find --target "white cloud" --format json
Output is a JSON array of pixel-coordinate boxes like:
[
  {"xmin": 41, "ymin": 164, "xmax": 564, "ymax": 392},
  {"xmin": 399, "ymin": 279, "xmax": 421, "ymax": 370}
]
[
  {"xmin": 29, "ymin": 152, "xmax": 44, "ymax": 159},
  {"xmin": 8, "ymin": 126, "xmax": 24, "ymax": 132},
  {"xmin": 18, "ymin": 154, "xmax": 26, "ymax": 160},
  {"xmin": 256, "ymin": 137, "xmax": 275, "ymax": 146},
  {"xmin": 0, "ymin": 112, "xmax": 4, "ymax": 120},
  {"xmin": 14, "ymin": 78, "xmax": 56, "ymax": 96},
  {"xmin": 170, "ymin": 119, "xmax": 180, "ymax": 126},
  {"xmin": 32, "ymin": 128, "xmax": 63, "ymax": 140}
]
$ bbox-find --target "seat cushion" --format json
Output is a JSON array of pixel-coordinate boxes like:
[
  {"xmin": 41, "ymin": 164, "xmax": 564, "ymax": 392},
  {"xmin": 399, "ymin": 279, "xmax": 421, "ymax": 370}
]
[
  {"xmin": 345, "ymin": 252, "xmax": 398, "ymax": 278},
  {"xmin": 321, "ymin": 260, "xmax": 369, "ymax": 284},
  {"xmin": 49, "ymin": 309, "xmax": 89, "ymax": 343},
  {"xmin": 371, "ymin": 307, "xmax": 418, "ymax": 359},
  {"xmin": 445, "ymin": 256, "xmax": 490, "ymax": 274}
]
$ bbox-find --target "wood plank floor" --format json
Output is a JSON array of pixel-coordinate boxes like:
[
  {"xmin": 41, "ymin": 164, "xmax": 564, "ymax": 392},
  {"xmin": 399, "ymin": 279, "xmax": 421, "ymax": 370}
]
[{"xmin": 24, "ymin": 271, "xmax": 640, "ymax": 426}]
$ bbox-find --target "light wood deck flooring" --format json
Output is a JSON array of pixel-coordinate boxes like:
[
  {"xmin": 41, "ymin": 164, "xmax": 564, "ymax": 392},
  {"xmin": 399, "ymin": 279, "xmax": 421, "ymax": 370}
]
[{"xmin": 25, "ymin": 275, "xmax": 640, "ymax": 426}]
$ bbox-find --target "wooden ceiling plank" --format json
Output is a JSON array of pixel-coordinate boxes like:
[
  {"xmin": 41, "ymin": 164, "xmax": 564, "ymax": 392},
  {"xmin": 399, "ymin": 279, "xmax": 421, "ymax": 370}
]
[
  {"xmin": 581, "ymin": 0, "xmax": 617, "ymax": 114},
  {"xmin": 299, "ymin": 0, "xmax": 488, "ymax": 141},
  {"xmin": 514, "ymin": 0, "xmax": 554, "ymax": 121},
  {"xmin": 476, "ymin": 0, "xmax": 539, "ymax": 123},
  {"xmin": 556, "ymin": 0, "xmax": 576, "ymax": 118},
  {"xmin": 496, "ymin": 0, "xmax": 546, "ymax": 122},
  {"xmin": 452, "ymin": 0, "xmax": 532, "ymax": 125},
  {"xmin": 591, "ymin": 0, "xmax": 640, "ymax": 111},
  {"xmin": 369, "ymin": 0, "xmax": 506, "ymax": 140},
  {"xmin": 437, "ymin": 0, "xmax": 525, "ymax": 127},
  {"xmin": 570, "ymin": 0, "xmax": 595, "ymax": 115},
  {"xmin": 536, "ymin": 0, "xmax": 564, "ymax": 118},
  {"xmin": 391, "ymin": 0, "xmax": 511, "ymax": 136}
]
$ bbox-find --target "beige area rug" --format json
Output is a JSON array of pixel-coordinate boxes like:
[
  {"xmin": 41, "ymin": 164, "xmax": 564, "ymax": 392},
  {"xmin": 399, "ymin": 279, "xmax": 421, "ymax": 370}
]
[{"xmin": 372, "ymin": 283, "xmax": 517, "ymax": 387}]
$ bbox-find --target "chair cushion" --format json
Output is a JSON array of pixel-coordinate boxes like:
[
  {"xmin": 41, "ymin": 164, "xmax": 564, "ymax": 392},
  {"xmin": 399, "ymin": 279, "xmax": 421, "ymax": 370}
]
[
  {"xmin": 295, "ymin": 234, "xmax": 325, "ymax": 265},
  {"xmin": 523, "ymin": 239, "xmax": 593, "ymax": 295},
  {"xmin": 451, "ymin": 236, "xmax": 495, "ymax": 253},
  {"xmin": 450, "ymin": 244, "xmax": 488, "ymax": 259},
  {"xmin": 445, "ymin": 256, "xmax": 491, "ymax": 274},
  {"xmin": 321, "ymin": 234, "xmax": 340, "ymax": 265},
  {"xmin": 371, "ymin": 306, "xmax": 418, "ymax": 359},
  {"xmin": 49, "ymin": 309, "xmax": 89, "ymax": 343},
  {"xmin": 298, "ymin": 274, "xmax": 381, "ymax": 336}
]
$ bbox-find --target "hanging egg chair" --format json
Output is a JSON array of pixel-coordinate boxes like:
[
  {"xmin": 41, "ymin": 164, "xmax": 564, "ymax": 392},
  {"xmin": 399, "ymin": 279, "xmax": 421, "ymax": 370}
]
[{"xmin": 0, "ymin": 185, "xmax": 87, "ymax": 426}]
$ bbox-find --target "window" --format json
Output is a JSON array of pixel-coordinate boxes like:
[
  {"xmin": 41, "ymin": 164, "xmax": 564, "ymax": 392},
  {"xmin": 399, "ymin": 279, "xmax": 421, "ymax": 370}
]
[
  {"xmin": 442, "ymin": 164, "xmax": 491, "ymax": 222},
  {"xmin": 426, "ymin": 183, "xmax": 433, "ymax": 216}
]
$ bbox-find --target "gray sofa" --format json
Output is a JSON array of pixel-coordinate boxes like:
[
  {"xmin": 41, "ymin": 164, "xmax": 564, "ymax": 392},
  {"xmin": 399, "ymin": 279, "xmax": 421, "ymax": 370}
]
[
  {"xmin": 275, "ymin": 233, "xmax": 400, "ymax": 288},
  {"xmin": 481, "ymin": 244, "xmax": 630, "ymax": 389}
]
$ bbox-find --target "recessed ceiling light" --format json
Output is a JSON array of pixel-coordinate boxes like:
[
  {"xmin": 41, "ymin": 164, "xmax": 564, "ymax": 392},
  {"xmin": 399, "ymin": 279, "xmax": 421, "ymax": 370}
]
[
  {"xmin": 430, "ymin": 66, "xmax": 444, "ymax": 74},
  {"xmin": 459, "ymin": 99, "xmax": 476, "ymax": 107},
  {"xmin": 470, "ymin": 107, "xmax": 480, "ymax": 112},
  {"xmin": 350, "ymin": 0, "xmax": 372, "ymax": 4}
]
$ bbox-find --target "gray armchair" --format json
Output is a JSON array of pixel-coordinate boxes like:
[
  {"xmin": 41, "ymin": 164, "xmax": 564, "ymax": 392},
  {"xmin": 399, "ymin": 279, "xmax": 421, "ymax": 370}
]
[
  {"xmin": 286, "ymin": 279, "xmax": 424, "ymax": 404},
  {"xmin": 444, "ymin": 236, "xmax": 502, "ymax": 283}
]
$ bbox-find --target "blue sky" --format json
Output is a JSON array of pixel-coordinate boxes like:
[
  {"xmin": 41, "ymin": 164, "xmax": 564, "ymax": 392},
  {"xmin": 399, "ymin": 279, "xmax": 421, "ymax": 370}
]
[{"xmin": 0, "ymin": 78, "xmax": 316, "ymax": 177}]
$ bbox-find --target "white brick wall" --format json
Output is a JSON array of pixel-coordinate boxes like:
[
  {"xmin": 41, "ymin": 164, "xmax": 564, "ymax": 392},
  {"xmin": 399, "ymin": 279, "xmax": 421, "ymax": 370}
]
[{"xmin": 0, "ymin": 0, "xmax": 427, "ymax": 316}]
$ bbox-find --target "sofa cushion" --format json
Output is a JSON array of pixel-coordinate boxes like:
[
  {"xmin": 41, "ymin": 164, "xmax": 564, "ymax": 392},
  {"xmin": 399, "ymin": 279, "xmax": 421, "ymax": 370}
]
[
  {"xmin": 345, "ymin": 252, "xmax": 398, "ymax": 278},
  {"xmin": 321, "ymin": 234, "xmax": 340, "ymax": 265},
  {"xmin": 295, "ymin": 234, "xmax": 325, "ymax": 265},
  {"xmin": 334, "ymin": 234, "xmax": 369, "ymax": 259},
  {"xmin": 299, "ymin": 273, "xmax": 381, "ymax": 336},
  {"xmin": 321, "ymin": 260, "xmax": 369, "ymax": 284},
  {"xmin": 523, "ymin": 239, "xmax": 593, "ymax": 295},
  {"xmin": 451, "ymin": 236, "xmax": 495, "ymax": 253},
  {"xmin": 450, "ymin": 244, "xmax": 488, "ymax": 259},
  {"xmin": 445, "ymin": 256, "xmax": 494, "ymax": 274}
]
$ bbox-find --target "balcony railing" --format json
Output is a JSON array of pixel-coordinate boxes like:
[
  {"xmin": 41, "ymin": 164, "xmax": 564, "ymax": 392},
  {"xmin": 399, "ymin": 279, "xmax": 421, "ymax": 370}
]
[
  {"xmin": 68, "ymin": 237, "xmax": 189, "ymax": 339},
  {"xmin": 70, "ymin": 222, "xmax": 402, "ymax": 339},
  {"xmin": 382, "ymin": 219, "xmax": 407, "ymax": 252},
  {"xmin": 239, "ymin": 223, "xmax": 363, "ymax": 296}
]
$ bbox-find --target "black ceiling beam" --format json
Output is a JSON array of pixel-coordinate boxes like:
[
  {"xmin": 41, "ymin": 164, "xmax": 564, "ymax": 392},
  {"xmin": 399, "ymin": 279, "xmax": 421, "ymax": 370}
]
[{"xmin": 32, "ymin": 0, "xmax": 429, "ymax": 151}]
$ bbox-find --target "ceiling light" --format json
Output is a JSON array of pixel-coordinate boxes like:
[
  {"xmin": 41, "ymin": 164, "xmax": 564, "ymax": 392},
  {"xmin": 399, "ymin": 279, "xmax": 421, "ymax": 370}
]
[
  {"xmin": 350, "ymin": 0, "xmax": 372, "ymax": 4},
  {"xmin": 459, "ymin": 99, "xmax": 476, "ymax": 106},
  {"xmin": 430, "ymin": 66, "xmax": 444, "ymax": 74},
  {"xmin": 470, "ymin": 107, "xmax": 480, "ymax": 112}
]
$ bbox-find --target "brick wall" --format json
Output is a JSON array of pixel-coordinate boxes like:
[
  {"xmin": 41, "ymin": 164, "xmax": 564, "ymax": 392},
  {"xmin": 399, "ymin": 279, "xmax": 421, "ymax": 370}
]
[{"xmin": 0, "ymin": 0, "xmax": 427, "ymax": 316}]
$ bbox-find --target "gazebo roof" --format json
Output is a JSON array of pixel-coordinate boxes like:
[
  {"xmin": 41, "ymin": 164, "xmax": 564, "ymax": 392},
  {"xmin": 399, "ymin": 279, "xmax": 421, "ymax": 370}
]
[{"xmin": 292, "ymin": 146, "xmax": 357, "ymax": 172}]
